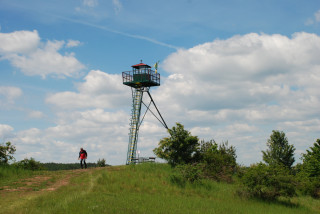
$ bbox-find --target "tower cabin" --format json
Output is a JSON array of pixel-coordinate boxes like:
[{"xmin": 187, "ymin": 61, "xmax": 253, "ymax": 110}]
[{"xmin": 122, "ymin": 62, "xmax": 160, "ymax": 88}]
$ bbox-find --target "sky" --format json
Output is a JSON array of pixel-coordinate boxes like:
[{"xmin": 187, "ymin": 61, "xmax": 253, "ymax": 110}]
[{"xmin": 0, "ymin": 0, "xmax": 319, "ymax": 166}]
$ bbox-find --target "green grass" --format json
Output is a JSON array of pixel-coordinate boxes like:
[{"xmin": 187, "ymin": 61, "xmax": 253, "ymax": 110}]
[
  {"xmin": 0, "ymin": 163, "xmax": 319, "ymax": 214},
  {"xmin": 0, "ymin": 165, "xmax": 44, "ymax": 186}
]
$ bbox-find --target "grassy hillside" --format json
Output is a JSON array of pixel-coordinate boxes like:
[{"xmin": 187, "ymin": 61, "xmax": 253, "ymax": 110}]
[{"xmin": 1, "ymin": 163, "xmax": 319, "ymax": 214}]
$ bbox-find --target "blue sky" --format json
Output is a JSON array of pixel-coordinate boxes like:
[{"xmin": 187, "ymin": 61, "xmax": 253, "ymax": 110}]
[{"xmin": 0, "ymin": 0, "xmax": 320, "ymax": 165}]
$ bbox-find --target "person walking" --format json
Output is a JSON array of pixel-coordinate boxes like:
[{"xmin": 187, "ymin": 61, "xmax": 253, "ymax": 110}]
[{"xmin": 79, "ymin": 148, "xmax": 87, "ymax": 169}]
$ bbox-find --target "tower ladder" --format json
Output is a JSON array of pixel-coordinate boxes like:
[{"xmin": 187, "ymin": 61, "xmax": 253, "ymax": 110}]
[{"xmin": 126, "ymin": 88, "xmax": 144, "ymax": 164}]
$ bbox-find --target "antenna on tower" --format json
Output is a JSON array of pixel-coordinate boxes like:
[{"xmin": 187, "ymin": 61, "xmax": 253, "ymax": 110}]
[{"xmin": 122, "ymin": 61, "xmax": 167, "ymax": 164}]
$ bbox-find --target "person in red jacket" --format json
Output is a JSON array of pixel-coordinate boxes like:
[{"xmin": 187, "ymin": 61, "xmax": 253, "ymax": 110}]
[{"xmin": 78, "ymin": 148, "xmax": 87, "ymax": 169}]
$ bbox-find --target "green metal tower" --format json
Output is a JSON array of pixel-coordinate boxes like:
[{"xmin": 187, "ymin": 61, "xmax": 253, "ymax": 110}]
[{"xmin": 122, "ymin": 61, "xmax": 167, "ymax": 165}]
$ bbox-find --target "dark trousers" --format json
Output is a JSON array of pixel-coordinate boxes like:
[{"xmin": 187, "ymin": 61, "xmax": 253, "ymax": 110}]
[{"xmin": 80, "ymin": 159, "xmax": 87, "ymax": 169}]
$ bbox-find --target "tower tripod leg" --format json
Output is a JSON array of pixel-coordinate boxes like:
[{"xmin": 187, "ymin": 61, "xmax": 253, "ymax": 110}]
[{"xmin": 146, "ymin": 91, "xmax": 168, "ymax": 129}]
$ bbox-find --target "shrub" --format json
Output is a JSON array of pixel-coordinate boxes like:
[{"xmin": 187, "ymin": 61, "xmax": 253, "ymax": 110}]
[
  {"xmin": 295, "ymin": 175, "xmax": 320, "ymax": 198},
  {"xmin": 199, "ymin": 140, "xmax": 237, "ymax": 182},
  {"xmin": 295, "ymin": 163, "xmax": 320, "ymax": 198},
  {"xmin": 303, "ymin": 177, "xmax": 320, "ymax": 198},
  {"xmin": 97, "ymin": 158, "xmax": 106, "ymax": 167},
  {"xmin": 177, "ymin": 163, "xmax": 204, "ymax": 183},
  {"xmin": 13, "ymin": 158, "xmax": 44, "ymax": 171},
  {"xmin": 170, "ymin": 163, "xmax": 204, "ymax": 187},
  {"xmin": 240, "ymin": 163, "xmax": 296, "ymax": 200}
]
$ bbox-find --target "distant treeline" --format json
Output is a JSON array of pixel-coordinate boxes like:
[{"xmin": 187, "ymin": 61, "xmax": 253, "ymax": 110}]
[{"xmin": 41, "ymin": 162, "xmax": 110, "ymax": 171}]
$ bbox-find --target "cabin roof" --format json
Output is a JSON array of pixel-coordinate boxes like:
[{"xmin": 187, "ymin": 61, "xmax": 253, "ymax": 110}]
[{"xmin": 131, "ymin": 63, "xmax": 151, "ymax": 68}]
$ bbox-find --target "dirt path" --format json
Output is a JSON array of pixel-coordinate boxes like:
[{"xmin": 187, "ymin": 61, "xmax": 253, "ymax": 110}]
[
  {"xmin": 42, "ymin": 169, "xmax": 84, "ymax": 192},
  {"xmin": 0, "ymin": 168, "xmax": 108, "ymax": 197}
]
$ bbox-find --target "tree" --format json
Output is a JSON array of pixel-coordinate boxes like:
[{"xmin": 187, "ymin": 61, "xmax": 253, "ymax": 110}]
[
  {"xmin": 153, "ymin": 123, "xmax": 199, "ymax": 167},
  {"xmin": 0, "ymin": 142, "xmax": 16, "ymax": 165},
  {"xmin": 301, "ymin": 139, "xmax": 320, "ymax": 177},
  {"xmin": 262, "ymin": 130, "xmax": 295, "ymax": 168}
]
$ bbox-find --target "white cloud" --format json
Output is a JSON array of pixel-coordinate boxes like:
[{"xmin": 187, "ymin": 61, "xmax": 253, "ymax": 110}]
[
  {"xmin": 16, "ymin": 128, "xmax": 43, "ymax": 145},
  {"xmin": 279, "ymin": 119, "xmax": 320, "ymax": 133},
  {"xmin": 305, "ymin": 18, "xmax": 314, "ymax": 26},
  {"xmin": 9, "ymin": 108, "xmax": 130, "ymax": 165},
  {"xmin": 0, "ymin": 30, "xmax": 85, "ymax": 78},
  {"xmin": 156, "ymin": 32, "xmax": 320, "ymax": 164},
  {"xmin": 315, "ymin": 9, "xmax": 320, "ymax": 22},
  {"xmin": 0, "ymin": 124, "xmax": 14, "ymax": 140},
  {"xmin": 305, "ymin": 9, "xmax": 320, "ymax": 25},
  {"xmin": 46, "ymin": 70, "xmax": 129, "ymax": 109},
  {"xmin": 83, "ymin": 0, "xmax": 98, "ymax": 7},
  {"xmin": 75, "ymin": 0, "xmax": 99, "ymax": 15},
  {"xmin": 9, "ymin": 40, "xmax": 85, "ymax": 79},
  {"xmin": 112, "ymin": 0, "xmax": 122, "ymax": 14},
  {"xmin": 161, "ymin": 33, "xmax": 320, "ymax": 113},
  {"xmin": 28, "ymin": 111, "xmax": 45, "ymax": 119},
  {"xmin": 0, "ymin": 30, "xmax": 40, "ymax": 54},
  {"xmin": 0, "ymin": 86, "xmax": 22, "ymax": 106},
  {"xmin": 66, "ymin": 40, "xmax": 82, "ymax": 48}
]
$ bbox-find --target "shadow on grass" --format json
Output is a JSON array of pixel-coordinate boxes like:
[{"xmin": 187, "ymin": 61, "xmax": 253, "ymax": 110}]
[
  {"xmin": 169, "ymin": 174, "xmax": 215, "ymax": 193},
  {"xmin": 255, "ymin": 197, "xmax": 300, "ymax": 209},
  {"xmin": 236, "ymin": 189, "xmax": 301, "ymax": 209},
  {"xmin": 169, "ymin": 174, "xmax": 186, "ymax": 188}
]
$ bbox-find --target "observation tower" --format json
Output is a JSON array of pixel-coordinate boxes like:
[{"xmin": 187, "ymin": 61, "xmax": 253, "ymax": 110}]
[{"xmin": 122, "ymin": 61, "xmax": 168, "ymax": 164}]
